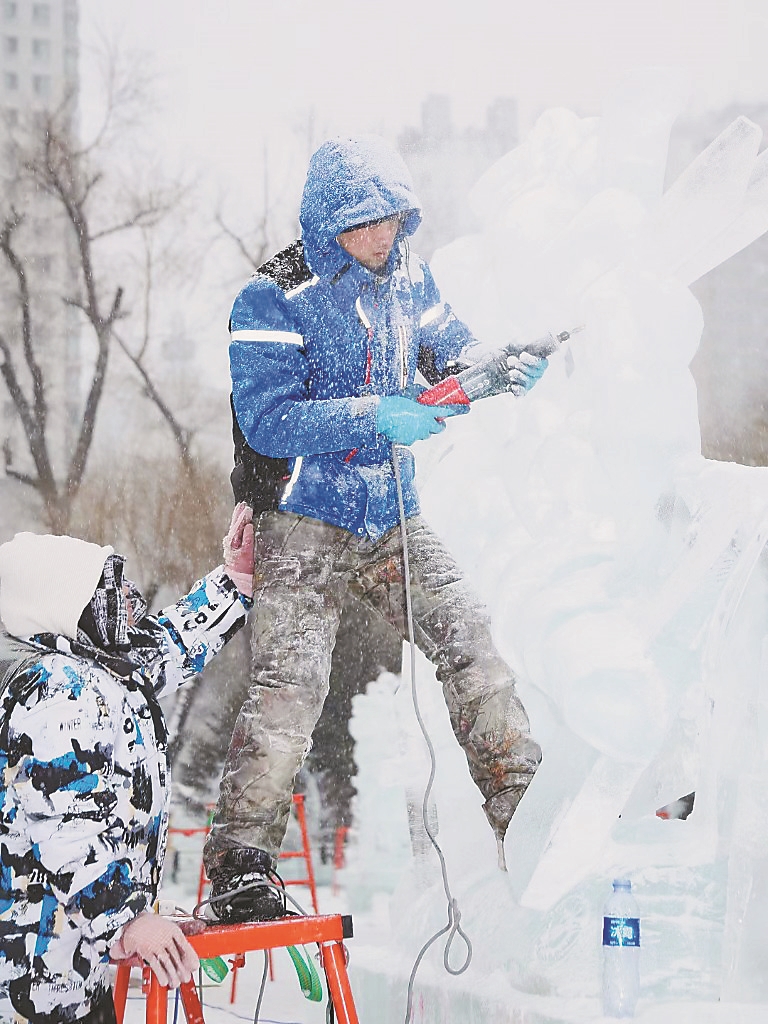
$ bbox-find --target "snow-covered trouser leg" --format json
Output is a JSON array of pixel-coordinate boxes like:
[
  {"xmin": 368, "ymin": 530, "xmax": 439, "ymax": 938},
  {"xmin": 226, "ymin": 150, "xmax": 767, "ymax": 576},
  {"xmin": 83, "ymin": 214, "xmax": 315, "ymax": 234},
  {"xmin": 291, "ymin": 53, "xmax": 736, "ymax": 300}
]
[
  {"xmin": 205, "ymin": 513, "xmax": 347, "ymax": 869},
  {"xmin": 347, "ymin": 516, "xmax": 542, "ymax": 842},
  {"xmin": 205, "ymin": 510, "xmax": 541, "ymax": 872}
]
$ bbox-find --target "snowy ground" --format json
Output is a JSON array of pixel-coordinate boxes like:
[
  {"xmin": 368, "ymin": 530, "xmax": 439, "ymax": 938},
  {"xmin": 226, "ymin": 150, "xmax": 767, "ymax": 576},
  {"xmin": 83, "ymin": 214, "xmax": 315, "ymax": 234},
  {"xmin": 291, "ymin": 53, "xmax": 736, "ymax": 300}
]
[{"xmin": 114, "ymin": 824, "xmax": 768, "ymax": 1024}]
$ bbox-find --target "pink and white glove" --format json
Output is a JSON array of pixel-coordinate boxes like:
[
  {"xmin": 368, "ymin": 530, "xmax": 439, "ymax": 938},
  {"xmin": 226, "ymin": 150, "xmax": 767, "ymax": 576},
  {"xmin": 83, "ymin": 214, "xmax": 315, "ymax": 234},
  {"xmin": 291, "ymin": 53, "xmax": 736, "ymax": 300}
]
[
  {"xmin": 110, "ymin": 911, "xmax": 200, "ymax": 989},
  {"xmin": 222, "ymin": 501, "xmax": 255, "ymax": 599}
]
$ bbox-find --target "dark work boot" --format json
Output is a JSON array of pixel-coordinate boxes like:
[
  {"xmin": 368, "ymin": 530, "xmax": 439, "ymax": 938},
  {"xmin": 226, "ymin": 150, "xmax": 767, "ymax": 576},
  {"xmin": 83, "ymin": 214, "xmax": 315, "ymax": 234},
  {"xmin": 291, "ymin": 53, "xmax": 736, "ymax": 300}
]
[{"xmin": 205, "ymin": 848, "xmax": 288, "ymax": 923}]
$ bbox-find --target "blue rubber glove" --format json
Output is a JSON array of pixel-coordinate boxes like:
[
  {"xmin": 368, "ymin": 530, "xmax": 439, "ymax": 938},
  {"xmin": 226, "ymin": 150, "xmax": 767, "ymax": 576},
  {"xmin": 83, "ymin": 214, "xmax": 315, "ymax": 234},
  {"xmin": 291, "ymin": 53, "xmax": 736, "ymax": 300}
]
[
  {"xmin": 376, "ymin": 395, "xmax": 462, "ymax": 445},
  {"xmin": 505, "ymin": 351, "xmax": 548, "ymax": 396}
]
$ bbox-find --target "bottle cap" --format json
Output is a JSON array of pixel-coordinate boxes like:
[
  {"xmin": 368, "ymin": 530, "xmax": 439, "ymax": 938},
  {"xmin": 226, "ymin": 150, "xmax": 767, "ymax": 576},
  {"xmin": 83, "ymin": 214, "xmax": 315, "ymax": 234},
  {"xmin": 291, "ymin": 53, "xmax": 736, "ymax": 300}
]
[{"xmin": 613, "ymin": 878, "xmax": 631, "ymax": 890}]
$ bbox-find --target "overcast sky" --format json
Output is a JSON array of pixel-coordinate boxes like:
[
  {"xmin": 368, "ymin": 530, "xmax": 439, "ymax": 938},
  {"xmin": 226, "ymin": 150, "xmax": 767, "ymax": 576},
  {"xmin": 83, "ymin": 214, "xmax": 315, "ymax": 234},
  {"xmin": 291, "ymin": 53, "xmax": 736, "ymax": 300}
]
[
  {"xmin": 79, "ymin": 0, "xmax": 768, "ymax": 195},
  {"xmin": 69, "ymin": 1, "xmax": 768, "ymax": 409}
]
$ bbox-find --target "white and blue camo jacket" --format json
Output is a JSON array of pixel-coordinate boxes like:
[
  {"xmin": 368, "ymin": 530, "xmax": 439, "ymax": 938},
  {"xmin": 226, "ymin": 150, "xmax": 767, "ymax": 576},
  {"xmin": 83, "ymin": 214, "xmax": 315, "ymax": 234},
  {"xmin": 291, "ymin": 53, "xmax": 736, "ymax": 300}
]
[{"xmin": 0, "ymin": 566, "xmax": 248, "ymax": 1024}]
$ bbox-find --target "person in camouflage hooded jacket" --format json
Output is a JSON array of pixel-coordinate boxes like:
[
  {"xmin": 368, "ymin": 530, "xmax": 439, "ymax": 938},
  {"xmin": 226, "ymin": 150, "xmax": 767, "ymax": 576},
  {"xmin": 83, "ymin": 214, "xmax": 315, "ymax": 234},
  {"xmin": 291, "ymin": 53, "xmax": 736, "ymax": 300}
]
[{"xmin": 0, "ymin": 506, "xmax": 254, "ymax": 1024}]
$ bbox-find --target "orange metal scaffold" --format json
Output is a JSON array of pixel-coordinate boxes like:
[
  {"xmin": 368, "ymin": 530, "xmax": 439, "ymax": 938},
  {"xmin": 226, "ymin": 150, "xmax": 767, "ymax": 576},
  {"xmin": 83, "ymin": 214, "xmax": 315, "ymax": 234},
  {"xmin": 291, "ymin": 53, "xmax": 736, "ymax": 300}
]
[{"xmin": 112, "ymin": 913, "xmax": 359, "ymax": 1024}]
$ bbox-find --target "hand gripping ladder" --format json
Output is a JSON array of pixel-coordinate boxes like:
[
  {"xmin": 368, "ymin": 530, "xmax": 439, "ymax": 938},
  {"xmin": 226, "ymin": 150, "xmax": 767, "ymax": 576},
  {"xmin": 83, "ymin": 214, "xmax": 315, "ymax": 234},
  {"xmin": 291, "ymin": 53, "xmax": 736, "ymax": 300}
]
[{"xmin": 112, "ymin": 913, "xmax": 359, "ymax": 1024}]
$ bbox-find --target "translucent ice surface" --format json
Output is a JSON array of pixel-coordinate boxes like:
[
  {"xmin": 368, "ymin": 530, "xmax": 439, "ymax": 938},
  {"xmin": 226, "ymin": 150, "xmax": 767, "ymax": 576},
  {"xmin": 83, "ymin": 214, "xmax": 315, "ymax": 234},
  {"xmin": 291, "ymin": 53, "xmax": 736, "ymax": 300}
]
[{"xmin": 343, "ymin": 76, "xmax": 768, "ymax": 1021}]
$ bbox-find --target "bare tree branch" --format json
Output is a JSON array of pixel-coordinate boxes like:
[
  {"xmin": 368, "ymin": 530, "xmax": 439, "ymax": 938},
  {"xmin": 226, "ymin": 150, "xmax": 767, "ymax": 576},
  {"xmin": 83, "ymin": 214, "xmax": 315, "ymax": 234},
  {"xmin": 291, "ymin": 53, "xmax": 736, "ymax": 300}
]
[
  {"xmin": 0, "ymin": 227, "xmax": 57, "ymax": 499},
  {"xmin": 88, "ymin": 204, "xmax": 171, "ymax": 242},
  {"xmin": 0, "ymin": 333, "xmax": 39, "ymax": 454},
  {"xmin": 215, "ymin": 210, "xmax": 272, "ymax": 271},
  {"xmin": 113, "ymin": 329, "xmax": 194, "ymax": 470},
  {"xmin": 108, "ymin": 220, "xmax": 196, "ymax": 466},
  {"xmin": 0, "ymin": 210, "xmax": 45, "ymax": 423},
  {"xmin": 3, "ymin": 464, "xmax": 39, "ymax": 487},
  {"xmin": 0, "ymin": 48, "xmax": 193, "ymax": 532}
]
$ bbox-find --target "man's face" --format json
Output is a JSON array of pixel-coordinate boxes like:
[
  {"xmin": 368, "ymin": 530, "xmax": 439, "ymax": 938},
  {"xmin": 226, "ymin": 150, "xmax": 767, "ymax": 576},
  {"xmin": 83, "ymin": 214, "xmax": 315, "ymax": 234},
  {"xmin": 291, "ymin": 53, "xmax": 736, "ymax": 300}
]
[{"xmin": 337, "ymin": 214, "xmax": 402, "ymax": 271}]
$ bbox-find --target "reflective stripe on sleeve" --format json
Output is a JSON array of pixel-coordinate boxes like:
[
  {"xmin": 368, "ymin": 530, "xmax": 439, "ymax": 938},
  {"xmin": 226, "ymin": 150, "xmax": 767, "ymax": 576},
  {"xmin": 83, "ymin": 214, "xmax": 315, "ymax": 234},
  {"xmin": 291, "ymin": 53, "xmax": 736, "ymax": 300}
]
[
  {"xmin": 230, "ymin": 329, "xmax": 304, "ymax": 345},
  {"xmin": 280, "ymin": 457, "xmax": 303, "ymax": 502}
]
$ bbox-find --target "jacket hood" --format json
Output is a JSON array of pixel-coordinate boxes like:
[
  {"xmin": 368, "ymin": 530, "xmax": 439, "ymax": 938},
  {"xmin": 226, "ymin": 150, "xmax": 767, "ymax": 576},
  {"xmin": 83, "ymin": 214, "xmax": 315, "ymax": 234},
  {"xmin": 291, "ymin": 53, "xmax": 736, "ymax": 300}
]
[
  {"xmin": 0, "ymin": 532, "xmax": 113, "ymax": 641},
  {"xmin": 299, "ymin": 135, "xmax": 422, "ymax": 277}
]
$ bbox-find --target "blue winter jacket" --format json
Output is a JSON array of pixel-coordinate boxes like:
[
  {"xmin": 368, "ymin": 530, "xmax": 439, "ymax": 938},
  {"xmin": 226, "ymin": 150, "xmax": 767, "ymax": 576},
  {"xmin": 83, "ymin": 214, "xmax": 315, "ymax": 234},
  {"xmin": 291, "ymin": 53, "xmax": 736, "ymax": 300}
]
[{"xmin": 229, "ymin": 135, "xmax": 478, "ymax": 541}]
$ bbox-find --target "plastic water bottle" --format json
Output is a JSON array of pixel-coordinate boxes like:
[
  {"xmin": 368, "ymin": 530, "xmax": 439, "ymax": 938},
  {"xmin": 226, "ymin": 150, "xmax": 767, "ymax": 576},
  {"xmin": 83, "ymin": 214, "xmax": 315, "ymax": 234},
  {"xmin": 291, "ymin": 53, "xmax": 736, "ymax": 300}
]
[{"xmin": 602, "ymin": 878, "xmax": 640, "ymax": 1017}]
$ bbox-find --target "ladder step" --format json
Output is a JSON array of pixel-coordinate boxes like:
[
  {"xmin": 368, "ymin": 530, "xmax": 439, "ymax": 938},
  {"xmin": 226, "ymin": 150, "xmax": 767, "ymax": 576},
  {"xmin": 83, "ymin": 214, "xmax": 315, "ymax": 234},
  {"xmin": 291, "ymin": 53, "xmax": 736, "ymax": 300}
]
[{"xmin": 112, "ymin": 914, "xmax": 360, "ymax": 1024}]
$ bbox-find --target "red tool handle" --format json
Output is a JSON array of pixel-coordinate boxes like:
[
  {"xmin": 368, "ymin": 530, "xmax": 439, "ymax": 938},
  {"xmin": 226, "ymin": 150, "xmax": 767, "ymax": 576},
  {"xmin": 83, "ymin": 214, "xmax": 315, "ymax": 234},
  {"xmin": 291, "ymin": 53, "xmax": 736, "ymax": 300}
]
[{"xmin": 416, "ymin": 376, "xmax": 471, "ymax": 407}]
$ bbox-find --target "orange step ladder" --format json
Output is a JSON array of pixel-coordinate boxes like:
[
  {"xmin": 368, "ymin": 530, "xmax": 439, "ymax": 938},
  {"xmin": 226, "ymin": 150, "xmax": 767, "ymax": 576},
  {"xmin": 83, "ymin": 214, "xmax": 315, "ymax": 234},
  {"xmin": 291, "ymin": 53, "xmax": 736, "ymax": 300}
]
[
  {"xmin": 112, "ymin": 914, "xmax": 359, "ymax": 1024},
  {"xmin": 166, "ymin": 792, "xmax": 321, "ymax": 1002},
  {"xmin": 276, "ymin": 793, "xmax": 319, "ymax": 914}
]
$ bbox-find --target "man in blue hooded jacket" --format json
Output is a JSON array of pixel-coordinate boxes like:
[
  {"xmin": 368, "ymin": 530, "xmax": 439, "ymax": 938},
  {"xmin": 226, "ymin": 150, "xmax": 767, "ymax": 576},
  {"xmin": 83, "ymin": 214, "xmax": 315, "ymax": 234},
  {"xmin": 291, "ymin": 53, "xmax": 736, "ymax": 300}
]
[{"xmin": 203, "ymin": 135, "xmax": 546, "ymax": 922}]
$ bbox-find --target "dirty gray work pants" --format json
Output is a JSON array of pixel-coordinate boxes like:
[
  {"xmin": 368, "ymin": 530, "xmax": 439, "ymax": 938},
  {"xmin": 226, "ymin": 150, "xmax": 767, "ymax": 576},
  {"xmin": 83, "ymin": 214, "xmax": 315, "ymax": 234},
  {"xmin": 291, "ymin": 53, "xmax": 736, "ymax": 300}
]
[{"xmin": 204, "ymin": 511, "xmax": 541, "ymax": 869}]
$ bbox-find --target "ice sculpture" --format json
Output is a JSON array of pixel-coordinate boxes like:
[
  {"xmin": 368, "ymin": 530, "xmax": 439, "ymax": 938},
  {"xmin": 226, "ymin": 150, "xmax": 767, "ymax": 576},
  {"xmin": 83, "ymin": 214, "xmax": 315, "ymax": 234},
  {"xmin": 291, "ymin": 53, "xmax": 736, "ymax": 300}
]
[{"xmin": 346, "ymin": 72, "xmax": 768, "ymax": 1016}]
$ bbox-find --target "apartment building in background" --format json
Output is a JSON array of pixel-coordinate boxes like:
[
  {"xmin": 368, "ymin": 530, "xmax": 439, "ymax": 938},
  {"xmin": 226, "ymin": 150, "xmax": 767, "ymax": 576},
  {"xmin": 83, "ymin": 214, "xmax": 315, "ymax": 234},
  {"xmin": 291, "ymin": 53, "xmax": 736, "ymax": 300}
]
[{"xmin": 0, "ymin": 0, "xmax": 80, "ymax": 480}]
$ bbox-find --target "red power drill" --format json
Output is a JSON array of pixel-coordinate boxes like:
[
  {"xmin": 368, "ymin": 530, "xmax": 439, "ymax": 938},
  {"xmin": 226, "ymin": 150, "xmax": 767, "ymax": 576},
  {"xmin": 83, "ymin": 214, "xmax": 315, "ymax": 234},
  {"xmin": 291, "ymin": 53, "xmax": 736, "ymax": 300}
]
[{"xmin": 417, "ymin": 326, "xmax": 583, "ymax": 408}]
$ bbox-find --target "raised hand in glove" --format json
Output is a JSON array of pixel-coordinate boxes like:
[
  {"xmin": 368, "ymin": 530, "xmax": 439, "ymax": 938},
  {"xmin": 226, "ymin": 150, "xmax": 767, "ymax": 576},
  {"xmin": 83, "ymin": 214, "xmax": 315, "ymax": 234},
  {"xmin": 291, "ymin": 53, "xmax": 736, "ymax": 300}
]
[
  {"xmin": 222, "ymin": 501, "xmax": 255, "ymax": 599},
  {"xmin": 504, "ymin": 351, "xmax": 548, "ymax": 396},
  {"xmin": 110, "ymin": 911, "xmax": 199, "ymax": 989},
  {"xmin": 442, "ymin": 348, "xmax": 550, "ymax": 403},
  {"xmin": 377, "ymin": 395, "xmax": 464, "ymax": 446}
]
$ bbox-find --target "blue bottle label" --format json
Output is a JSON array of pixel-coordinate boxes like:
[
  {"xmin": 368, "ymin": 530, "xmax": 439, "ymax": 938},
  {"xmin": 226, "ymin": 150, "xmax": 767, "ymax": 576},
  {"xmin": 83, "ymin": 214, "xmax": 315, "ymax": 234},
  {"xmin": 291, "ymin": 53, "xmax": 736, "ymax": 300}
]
[{"xmin": 603, "ymin": 916, "xmax": 640, "ymax": 947}]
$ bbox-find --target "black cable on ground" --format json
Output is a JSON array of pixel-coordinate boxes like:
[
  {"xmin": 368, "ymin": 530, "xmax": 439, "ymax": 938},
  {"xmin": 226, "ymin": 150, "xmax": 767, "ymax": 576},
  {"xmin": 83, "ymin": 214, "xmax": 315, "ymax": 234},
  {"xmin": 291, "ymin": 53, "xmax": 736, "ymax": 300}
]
[{"xmin": 252, "ymin": 949, "xmax": 269, "ymax": 1024}]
